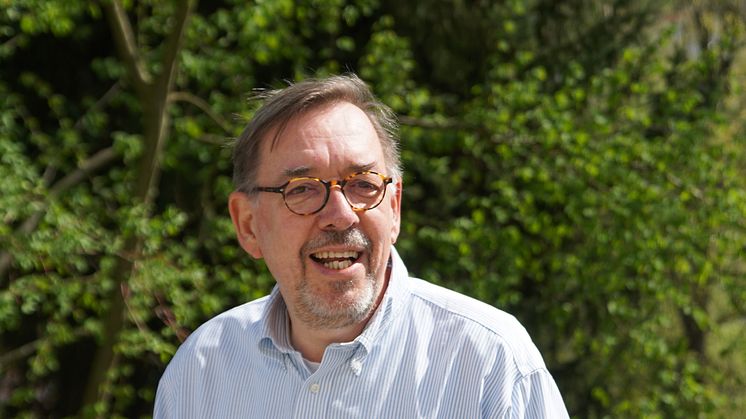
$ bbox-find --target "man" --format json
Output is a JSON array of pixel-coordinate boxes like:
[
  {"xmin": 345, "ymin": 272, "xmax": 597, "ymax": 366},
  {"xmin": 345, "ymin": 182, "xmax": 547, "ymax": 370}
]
[{"xmin": 154, "ymin": 74, "xmax": 569, "ymax": 418}]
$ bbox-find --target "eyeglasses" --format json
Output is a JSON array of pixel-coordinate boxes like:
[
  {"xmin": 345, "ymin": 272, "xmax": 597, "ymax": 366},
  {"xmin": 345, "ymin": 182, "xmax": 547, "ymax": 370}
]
[{"xmin": 253, "ymin": 171, "xmax": 393, "ymax": 215}]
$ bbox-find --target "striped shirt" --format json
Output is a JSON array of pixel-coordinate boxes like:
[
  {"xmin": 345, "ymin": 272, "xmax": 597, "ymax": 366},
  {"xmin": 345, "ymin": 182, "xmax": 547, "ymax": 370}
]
[{"xmin": 154, "ymin": 248, "xmax": 569, "ymax": 418}]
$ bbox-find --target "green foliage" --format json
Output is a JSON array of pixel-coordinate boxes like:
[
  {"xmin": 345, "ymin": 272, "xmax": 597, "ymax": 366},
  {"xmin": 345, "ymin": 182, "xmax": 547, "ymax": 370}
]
[{"xmin": 1, "ymin": 0, "xmax": 744, "ymax": 417}]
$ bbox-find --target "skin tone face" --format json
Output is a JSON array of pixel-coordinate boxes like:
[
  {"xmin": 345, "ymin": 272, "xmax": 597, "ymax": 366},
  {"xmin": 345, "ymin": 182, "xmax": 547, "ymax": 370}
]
[{"xmin": 228, "ymin": 101, "xmax": 402, "ymax": 361}]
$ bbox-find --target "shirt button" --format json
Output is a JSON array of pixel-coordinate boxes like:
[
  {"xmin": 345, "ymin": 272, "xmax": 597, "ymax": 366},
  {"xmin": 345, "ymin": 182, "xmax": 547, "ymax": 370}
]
[
  {"xmin": 350, "ymin": 359, "xmax": 362, "ymax": 371},
  {"xmin": 309, "ymin": 383, "xmax": 320, "ymax": 393}
]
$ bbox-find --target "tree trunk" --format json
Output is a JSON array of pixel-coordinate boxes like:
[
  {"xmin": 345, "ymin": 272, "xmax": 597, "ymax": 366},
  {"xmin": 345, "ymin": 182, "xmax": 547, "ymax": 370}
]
[{"xmin": 81, "ymin": 0, "xmax": 195, "ymax": 413}]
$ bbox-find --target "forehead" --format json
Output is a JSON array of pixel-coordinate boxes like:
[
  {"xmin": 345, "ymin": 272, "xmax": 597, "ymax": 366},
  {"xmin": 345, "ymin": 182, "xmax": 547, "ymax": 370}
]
[{"xmin": 258, "ymin": 102, "xmax": 385, "ymax": 180}]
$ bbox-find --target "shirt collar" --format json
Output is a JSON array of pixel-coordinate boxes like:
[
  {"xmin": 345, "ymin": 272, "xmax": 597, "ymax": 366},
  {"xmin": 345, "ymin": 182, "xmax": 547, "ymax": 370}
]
[
  {"xmin": 259, "ymin": 287, "xmax": 294, "ymax": 354},
  {"xmin": 353, "ymin": 246, "xmax": 409, "ymax": 354}
]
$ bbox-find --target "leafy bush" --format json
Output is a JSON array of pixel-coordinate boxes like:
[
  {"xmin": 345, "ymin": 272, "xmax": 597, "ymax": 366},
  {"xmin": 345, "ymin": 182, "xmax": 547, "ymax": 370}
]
[{"xmin": 1, "ymin": 1, "xmax": 744, "ymax": 417}]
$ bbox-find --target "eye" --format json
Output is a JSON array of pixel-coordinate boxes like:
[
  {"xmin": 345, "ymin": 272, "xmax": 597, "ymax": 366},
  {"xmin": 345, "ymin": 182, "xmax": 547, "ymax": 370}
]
[
  {"xmin": 346, "ymin": 177, "xmax": 382, "ymax": 196},
  {"xmin": 349, "ymin": 179, "xmax": 377, "ymax": 190},
  {"xmin": 285, "ymin": 180, "xmax": 322, "ymax": 197}
]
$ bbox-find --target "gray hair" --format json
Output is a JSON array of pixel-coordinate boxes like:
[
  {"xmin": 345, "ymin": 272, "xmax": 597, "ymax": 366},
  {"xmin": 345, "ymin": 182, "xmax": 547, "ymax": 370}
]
[{"xmin": 232, "ymin": 74, "xmax": 402, "ymax": 193}]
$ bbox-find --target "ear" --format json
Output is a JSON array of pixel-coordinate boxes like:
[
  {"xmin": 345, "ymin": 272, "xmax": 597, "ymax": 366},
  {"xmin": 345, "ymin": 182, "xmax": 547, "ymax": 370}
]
[
  {"xmin": 228, "ymin": 191, "xmax": 263, "ymax": 259},
  {"xmin": 389, "ymin": 180, "xmax": 402, "ymax": 244}
]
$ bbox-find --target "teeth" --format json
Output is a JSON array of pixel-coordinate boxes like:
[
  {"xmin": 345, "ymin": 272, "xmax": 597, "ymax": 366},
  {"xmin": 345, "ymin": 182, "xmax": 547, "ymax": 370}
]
[
  {"xmin": 311, "ymin": 250, "xmax": 359, "ymax": 270},
  {"xmin": 314, "ymin": 251, "xmax": 358, "ymax": 259},
  {"xmin": 323, "ymin": 259, "xmax": 353, "ymax": 270}
]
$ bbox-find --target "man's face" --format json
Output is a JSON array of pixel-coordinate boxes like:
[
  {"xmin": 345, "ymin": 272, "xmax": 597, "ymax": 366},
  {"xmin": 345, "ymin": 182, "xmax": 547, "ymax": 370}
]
[{"xmin": 229, "ymin": 101, "xmax": 401, "ymax": 330}]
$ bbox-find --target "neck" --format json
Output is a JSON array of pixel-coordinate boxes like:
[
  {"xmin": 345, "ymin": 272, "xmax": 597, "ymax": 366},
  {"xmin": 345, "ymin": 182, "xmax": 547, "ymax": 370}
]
[{"xmin": 289, "ymin": 268, "xmax": 391, "ymax": 363}]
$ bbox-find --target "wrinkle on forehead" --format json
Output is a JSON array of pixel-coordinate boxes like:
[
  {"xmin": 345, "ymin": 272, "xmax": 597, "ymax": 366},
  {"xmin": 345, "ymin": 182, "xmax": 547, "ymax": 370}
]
[
  {"xmin": 283, "ymin": 162, "xmax": 377, "ymax": 179},
  {"xmin": 258, "ymin": 102, "xmax": 386, "ymax": 184},
  {"xmin": 266, "ymin": 101, "xmax": 373, "ymax": 151}
]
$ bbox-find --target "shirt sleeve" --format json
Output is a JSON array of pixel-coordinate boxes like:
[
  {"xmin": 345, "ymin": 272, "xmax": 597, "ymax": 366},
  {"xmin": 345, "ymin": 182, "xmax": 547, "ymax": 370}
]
[
  {"xmin": 507, "ymin": 369, "xmax": 570, "ymax": 419},
  {"xmin": 153, "ymin": 366, "xmax": 177, "ymax": 419}
]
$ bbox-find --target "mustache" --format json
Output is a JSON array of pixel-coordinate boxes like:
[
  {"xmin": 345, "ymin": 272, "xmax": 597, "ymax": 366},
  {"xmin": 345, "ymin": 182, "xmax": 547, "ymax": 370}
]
[{"xmin": 301, "ymin": 228, "xmax": 372, "ymax": 256}]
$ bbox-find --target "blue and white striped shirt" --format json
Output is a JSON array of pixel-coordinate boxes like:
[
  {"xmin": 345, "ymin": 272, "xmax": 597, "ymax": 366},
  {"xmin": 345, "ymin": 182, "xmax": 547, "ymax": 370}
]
[{"xmin": 154, "ymin": 248, "xmax": 569, "ymax": 418}]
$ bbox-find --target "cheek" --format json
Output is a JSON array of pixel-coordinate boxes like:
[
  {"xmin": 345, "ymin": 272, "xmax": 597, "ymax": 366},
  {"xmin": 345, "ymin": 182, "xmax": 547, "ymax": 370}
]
[
  {"xmin": 252, "ymin": 211, "xmax": 284, "ymax": 256},
  {"xmin": 254, "ymin": 211, "xmax": 308, "ymax": 259},
  {"xmin": 364, "ymin": 213, "xmax": 395, "ymax": 246}
]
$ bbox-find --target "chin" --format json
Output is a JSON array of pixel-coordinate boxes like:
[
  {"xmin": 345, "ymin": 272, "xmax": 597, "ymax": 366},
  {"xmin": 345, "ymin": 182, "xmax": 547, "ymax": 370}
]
[{"xmin": 295, "ymin": 277, "xmax": 378, "ymax": 329}]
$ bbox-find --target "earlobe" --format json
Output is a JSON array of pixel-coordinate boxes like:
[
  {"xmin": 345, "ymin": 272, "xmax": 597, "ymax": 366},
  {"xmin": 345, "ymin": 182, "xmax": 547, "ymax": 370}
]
[
  {"xmin": 389, "ymin": 181, "xmax": 402, "ymax": 244},
  {"xmin": 228, "ymin": 191, "xmax": 263, "ymax": 259}
]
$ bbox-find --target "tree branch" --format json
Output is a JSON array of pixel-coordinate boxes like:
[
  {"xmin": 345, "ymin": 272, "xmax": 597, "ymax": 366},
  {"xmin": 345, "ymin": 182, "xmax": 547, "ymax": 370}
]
[
  {"xmin": 169, "ymin": 91, "xmax": 232, "ymax": 133},
  {"xmin": 49, "ymin": 147, "xmax": 118, "ymax": 196},
  {"xmin": 83, "ymin": 1, "xmax": 198, "ymax": 409},
  {"xmin": 155, "ymin": 0, "xmax": 195, "ymax": 97},
  {"xmin": 73, "ymin": 80, "xmax": 122, "ymax": 131},
  {"xmin": 101, "ymin": 0, "xmax": 151, "ymax": 95},
  {"xmin": 1, "ymin": 76, "xmax": 123, "ymax": 282},
  {"xmin": 133, "ymin": 0, "xmax": 196, "ymax": 204},
  {"xmin": 0, "ymin": 326, "xmax": 89, "ymax": 371},
  {"xmin": 1, "ymin": 34, "xmax": 21, "ymax": 51},
  {"xmin": 155, "ymin": 293, "xmax": 190, "ymax": 342},
  {"xmin": 0, "ymin": 147, "xmax": 119, "ymax": 280}
]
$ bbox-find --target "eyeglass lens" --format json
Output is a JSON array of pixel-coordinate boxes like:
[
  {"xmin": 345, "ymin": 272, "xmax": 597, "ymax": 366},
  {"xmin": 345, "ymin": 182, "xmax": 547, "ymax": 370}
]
[{"xmin": 283, "ymin": 172, "xmax": 387, "ymax": 215}]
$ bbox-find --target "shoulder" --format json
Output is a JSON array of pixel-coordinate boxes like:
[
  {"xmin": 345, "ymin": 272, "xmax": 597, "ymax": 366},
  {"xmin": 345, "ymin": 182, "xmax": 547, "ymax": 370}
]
[
  {"xmin": 188, "ymin": 295, "xmax": 268, "ymax": 345},
  {"xmin": 164, "ymin": 295, "xmax": 270, "ymax": 373},
  {"xmin": 154, "ymin": 296, "xmax": 273, "ymax": 416},
  {"xmin": 405, "ymin": 277, "xmax": 547, "ymax": 375}
]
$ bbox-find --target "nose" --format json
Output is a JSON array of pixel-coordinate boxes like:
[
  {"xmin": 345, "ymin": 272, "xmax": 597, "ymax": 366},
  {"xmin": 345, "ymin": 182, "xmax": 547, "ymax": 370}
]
[{"xmin": 316, "ymin": 185, "xmax": 358, "ymax": 231}]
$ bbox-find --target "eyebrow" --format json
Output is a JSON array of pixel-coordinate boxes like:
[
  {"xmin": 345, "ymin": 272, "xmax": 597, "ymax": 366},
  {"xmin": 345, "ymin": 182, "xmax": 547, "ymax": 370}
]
[
  {"xmin": 281, "ymin": 162, "xmax": 378, "ymax": 179},
  {"xmin": 283, "ymin": 166, "xmax": 312, "ymax": 178},
  {"xmin": 348, "ymin": 162, "xmax": 377, "ymax": 173}
]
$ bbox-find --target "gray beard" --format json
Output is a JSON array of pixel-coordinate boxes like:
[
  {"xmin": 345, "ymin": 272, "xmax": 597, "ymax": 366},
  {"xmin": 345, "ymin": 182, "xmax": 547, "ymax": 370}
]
[{"xmin": 295, "ymin": 228, "xmax": 379, "ymax": 329}]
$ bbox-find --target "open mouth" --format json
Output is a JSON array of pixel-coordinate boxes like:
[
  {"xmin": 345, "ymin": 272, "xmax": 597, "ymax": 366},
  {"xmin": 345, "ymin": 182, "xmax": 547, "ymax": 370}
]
[{"xmin": 310, "ymin": 250, "xmax": 361, "ymax": 270}]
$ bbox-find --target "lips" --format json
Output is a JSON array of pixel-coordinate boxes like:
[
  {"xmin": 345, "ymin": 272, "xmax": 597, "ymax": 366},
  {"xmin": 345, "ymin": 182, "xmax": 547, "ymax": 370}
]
[{"xmin": 310, "ymin": 250, "xmax": 361, "ymax": 270}]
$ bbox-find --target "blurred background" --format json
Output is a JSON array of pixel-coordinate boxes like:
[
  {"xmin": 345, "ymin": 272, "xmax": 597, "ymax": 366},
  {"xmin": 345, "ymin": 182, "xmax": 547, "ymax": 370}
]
[{"xmin": 1, "ymin": 0, "xmax": 744, "ymax": 417}]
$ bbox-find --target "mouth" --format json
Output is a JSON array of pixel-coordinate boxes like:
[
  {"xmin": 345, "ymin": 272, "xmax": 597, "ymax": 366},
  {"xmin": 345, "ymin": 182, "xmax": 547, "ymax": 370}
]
[{"xmin": 309, "ymin": 250, "xmax": 361, "ymax": 270}]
